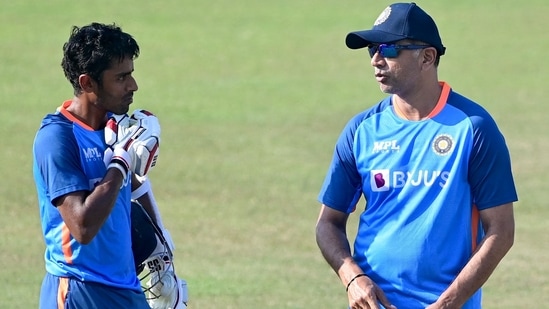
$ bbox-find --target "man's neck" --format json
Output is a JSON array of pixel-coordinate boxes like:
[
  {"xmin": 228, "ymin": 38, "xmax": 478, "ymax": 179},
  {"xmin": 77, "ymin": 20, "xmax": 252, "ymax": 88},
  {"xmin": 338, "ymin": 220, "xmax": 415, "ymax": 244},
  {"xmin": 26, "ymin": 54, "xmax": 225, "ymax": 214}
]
[{"xmin": 392, "ymin": 82, "xmax": 442, "ymax": 121}]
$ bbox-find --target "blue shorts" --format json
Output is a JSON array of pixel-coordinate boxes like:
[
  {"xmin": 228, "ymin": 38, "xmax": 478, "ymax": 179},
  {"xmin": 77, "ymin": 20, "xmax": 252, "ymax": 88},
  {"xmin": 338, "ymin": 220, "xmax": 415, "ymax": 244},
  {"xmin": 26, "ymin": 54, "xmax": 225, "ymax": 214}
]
[{"xmin": 39, "ymin": 272, "xmax": 149, "ymax": 309}]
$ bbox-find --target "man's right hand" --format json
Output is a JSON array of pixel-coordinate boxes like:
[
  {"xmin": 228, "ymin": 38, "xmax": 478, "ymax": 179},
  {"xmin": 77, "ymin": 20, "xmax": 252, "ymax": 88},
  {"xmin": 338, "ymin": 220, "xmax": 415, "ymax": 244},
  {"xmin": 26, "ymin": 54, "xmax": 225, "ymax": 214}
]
[
  {"xmin": 347, "ymin": 274, "xmax": 397, "ymax": 309},
  {"xmin": 105, "ymin": 114, "xmax": 160, "ymax": 179}
]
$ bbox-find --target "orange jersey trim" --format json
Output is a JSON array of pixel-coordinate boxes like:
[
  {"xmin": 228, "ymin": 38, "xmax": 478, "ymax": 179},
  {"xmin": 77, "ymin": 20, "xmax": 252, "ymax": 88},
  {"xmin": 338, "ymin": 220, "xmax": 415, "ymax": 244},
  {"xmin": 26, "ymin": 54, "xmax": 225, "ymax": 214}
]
[
  {"xmin": 57, "ymin": 277, "xmax": 69, "ymax": 309},
  {"xmin": 426, "ymin": 81, "xmax": 451, "ymax": 118},
  {"xmin": 392, "ymin": 81, "xmax": 451, "ymax": 119},
  {"xmin": 61, "ymin": 223, "xmax": 73, "ymax": 264},
  {"xmin": 58, "ymin": 100, "xmax": 95, "ymax": 131},
  {"xmin": 471, "ymin": 205, "xmax": 480, "ymax": 252}
]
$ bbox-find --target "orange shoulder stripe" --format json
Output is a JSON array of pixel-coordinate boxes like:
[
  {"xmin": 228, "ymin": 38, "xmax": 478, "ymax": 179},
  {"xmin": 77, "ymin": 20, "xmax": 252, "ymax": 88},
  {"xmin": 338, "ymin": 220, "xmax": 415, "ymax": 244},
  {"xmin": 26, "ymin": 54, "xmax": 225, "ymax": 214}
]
[{"xmin": 58, "ymin": 100, "xmax": 95, "ymax": 131}]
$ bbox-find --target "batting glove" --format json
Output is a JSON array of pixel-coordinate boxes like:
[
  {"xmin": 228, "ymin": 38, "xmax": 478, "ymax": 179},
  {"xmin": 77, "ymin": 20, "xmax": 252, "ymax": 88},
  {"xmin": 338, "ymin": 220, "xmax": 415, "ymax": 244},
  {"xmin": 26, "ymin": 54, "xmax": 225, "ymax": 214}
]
[
  {"xmin": 104, "ymin": 113, "xmax": 160, "ymax": 178},
  {"xmin": 129, "ymin": 110, "xmax": 161, "ymax": 175}
]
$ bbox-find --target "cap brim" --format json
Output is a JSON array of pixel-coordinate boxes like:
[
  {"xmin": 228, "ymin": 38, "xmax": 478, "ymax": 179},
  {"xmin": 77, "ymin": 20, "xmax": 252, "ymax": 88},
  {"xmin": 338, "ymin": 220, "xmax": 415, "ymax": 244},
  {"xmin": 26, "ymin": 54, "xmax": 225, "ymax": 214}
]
[{"xmin": 345, "ymin": 30, "xmax": 406, "ymax": 49}]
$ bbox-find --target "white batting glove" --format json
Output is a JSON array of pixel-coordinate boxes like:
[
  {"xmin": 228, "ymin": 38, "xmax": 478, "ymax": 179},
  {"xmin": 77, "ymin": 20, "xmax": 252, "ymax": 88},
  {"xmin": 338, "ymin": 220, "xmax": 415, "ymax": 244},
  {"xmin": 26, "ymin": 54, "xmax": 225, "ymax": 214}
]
[
  {"xmin": 104, "ymin": 113, "xmax": 160, "ymax": 178},
  {"xmin": 130, "ymin": 110, "xmax": 161, "ymax": 138},
  {"xmin": 128, "ymin": 109, "xmax": 161, "ymax": 175},
  {"xmin": 105, "ymin": 115, "xmax": 138, "ymax": 180},
  {"xmin": 105, "ymin": 114, "xmax": 132, "ymax": 147}
]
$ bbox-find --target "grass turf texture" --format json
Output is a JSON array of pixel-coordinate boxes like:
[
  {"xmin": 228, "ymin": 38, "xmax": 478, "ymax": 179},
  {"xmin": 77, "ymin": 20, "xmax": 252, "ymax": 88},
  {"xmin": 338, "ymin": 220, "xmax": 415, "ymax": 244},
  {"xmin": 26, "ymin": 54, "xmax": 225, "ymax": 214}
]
[{"xmin": 1, "ymin": 0, "xmax": 548, "ymax": 307}]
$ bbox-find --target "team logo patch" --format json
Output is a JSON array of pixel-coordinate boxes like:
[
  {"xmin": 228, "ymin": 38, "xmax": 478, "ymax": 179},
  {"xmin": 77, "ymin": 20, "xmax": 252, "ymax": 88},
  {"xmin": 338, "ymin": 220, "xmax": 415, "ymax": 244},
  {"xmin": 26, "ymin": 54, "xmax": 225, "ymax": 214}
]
[
  {"xmin": 432, "ymin": 134, "xmax": 454, "ymax": 156},
  {"xmin": 374, "ymin": 7, "xmax": 391, "ymax": 26}
]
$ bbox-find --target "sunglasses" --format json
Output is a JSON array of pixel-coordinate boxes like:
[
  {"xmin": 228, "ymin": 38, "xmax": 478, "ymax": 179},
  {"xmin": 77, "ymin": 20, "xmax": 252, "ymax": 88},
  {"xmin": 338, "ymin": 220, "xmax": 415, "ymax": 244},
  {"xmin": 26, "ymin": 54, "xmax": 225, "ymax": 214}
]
[{"xmin": 367, "ymin": 44, "xmax": 431, "ymax": 58}]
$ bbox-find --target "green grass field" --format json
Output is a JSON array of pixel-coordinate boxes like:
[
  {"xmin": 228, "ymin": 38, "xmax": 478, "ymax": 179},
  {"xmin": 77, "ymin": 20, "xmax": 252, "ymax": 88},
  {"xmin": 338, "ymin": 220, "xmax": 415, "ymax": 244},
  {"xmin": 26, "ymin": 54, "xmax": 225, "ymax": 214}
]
[{"xmin": 1, "ymin": 0, "xmax": 548, "ymax": 308}]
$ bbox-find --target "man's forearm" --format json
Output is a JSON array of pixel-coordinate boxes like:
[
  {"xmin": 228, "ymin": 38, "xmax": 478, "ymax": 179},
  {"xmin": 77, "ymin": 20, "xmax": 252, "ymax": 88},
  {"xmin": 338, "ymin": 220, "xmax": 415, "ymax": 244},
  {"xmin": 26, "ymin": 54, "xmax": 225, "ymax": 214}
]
[
  {"xmin": 316, "ymin": 220, "xmax": 365, "ymax": 287},
  {"xmin": 316, "ymin": 219, "xmax": 351, "ymax": 269},
  {"xmin": 433, "ymin": 226, "xmax": 514, "ymax": 307}
]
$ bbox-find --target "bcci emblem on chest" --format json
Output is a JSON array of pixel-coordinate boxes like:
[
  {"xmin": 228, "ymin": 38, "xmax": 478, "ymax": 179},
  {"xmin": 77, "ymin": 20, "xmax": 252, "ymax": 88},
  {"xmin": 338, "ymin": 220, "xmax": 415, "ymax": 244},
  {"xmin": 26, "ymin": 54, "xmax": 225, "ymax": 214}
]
[{"xmin": 432, "ymin": 134, "xmax": 454, "ymax": 156}]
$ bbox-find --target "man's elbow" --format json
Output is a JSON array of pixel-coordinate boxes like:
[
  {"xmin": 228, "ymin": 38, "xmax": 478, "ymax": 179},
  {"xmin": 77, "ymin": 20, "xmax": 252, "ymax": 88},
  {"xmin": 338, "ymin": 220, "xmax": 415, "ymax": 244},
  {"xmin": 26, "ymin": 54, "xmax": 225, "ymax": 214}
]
[
  {"xmin": 495, "ymin": 221, "xmax": 515, "ymax": 258},
  {"xmin": 73, "ymin": 234, "xmax": 92, "ymax": 245},
  {"xmin": 503, "ymin": 224, "xmax": 515, "ymax": 253},
  {"xmin": 70, "ymin": 226, "xmax": 99, "ymax": 245}
]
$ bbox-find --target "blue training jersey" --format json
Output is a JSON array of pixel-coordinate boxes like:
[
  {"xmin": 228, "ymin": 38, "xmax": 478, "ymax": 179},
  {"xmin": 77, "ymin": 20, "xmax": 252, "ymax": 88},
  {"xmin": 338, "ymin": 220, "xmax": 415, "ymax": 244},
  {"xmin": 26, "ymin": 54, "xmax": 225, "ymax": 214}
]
[
  {"xmin": 32, "ymin": 100, "xmax": 140, "ymax": 291},
  {"xmin": 318, "ymin": 82, "xmax": 517, "ymax": 308}
]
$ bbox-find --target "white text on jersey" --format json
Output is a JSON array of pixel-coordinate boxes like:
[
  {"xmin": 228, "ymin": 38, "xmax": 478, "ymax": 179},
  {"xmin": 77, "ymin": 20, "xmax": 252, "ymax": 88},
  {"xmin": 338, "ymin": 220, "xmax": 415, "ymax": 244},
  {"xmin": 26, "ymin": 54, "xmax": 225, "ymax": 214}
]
[
  {"xmin": 373, "ymin": 140, "xmax": 400, "ymax": 153},
  {"xmin": 370, "ymin": 169, "xmax": 450, "ymax": 191},
  {"xmin": 82, "ymin": 147, "xmax": 102, "ymax": 161}
]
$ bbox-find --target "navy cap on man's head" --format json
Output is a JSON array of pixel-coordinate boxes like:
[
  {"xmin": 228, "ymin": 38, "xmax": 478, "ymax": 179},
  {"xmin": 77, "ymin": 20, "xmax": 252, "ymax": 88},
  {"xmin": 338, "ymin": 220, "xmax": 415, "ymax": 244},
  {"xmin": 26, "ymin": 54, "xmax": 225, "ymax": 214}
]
[{"xmin": 346, "ymin": 2, "xmax": 446, "ymax": 56}]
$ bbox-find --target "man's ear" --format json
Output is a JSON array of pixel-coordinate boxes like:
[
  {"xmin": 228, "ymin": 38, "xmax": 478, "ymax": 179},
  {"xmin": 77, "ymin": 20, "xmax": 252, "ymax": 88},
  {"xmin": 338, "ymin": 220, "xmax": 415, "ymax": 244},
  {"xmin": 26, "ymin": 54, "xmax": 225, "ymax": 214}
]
[
  {"xmin": 422, "ymin": 47, "xmax": 437, "ymax": 65},
  {"xmin": 78, "ymin": 74, "xmax": 97, "ymax": 93}
]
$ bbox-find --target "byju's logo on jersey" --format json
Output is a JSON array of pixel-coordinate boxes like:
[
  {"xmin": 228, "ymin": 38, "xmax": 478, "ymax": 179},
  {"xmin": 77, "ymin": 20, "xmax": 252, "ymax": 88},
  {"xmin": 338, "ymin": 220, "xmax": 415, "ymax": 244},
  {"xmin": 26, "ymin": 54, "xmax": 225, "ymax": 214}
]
[
  {"xmin": 371, "ymin": 169, "xmax": 390, "ymax": 192},
  {"xmin": 372, "ymin": 140, "xmax": 400, "ymax": 153},
  {"xmin": 370, "ymin": 169, "xmax": 450, "ymax": 191},
  {"xmin": 82, "ymin": 147, "xmax": 102, "ymax": 162}
]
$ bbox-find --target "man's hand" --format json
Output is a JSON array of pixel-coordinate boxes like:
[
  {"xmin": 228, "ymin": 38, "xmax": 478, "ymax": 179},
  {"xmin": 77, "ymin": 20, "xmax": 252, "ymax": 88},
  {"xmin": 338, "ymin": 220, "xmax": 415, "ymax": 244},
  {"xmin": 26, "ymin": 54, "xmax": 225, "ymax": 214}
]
[
  {"xmin": 105, "ymin": 114, "xmax": 138, "ymax": 180},
  {"xmin": 105, "ymin": 112, "xmax": 160, "ymax": 178},
  {"xmin": 346, "ymin": 274, "xmax": 397, "ymax": 309},
  {"xmin": 130, "ymin": 110, "xmax": 161, "ymax": 138},
  {"xmin": 129, "ymin": 110, "xmax": 161, "ymax": 176}
]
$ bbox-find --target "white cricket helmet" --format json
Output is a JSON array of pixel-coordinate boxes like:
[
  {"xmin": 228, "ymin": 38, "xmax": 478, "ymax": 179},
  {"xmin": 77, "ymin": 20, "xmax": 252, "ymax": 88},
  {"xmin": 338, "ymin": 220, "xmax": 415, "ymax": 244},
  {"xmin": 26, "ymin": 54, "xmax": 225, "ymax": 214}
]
[{"xmin": 131, "ymin": 202, "xmax": 188, "ymax": 308}]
